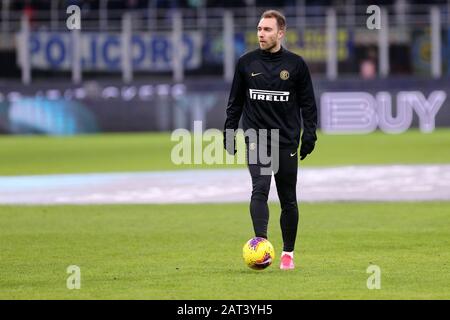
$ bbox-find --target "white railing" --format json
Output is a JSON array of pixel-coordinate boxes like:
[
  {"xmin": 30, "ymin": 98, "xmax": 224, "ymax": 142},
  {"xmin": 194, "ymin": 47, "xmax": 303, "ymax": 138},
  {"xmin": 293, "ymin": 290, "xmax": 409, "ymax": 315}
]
[{"xmin": 4, "ymin": 2, "xmax": 450, "ymax": 83}]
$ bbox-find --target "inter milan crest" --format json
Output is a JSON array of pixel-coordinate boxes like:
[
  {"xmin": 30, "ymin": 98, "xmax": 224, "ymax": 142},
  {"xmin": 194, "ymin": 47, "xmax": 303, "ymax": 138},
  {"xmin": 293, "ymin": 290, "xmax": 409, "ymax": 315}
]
[{"xmin": 280, "ymin": 70, "xmax": 289, "ymax": 80}]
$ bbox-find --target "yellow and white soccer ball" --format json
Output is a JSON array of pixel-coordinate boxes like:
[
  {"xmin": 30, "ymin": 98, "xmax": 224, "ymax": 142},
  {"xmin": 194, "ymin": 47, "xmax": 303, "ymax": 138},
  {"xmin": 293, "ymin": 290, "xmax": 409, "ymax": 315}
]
[{"xmin": 242, "ymin": 237, "xmax": 275, "ymax": 270}]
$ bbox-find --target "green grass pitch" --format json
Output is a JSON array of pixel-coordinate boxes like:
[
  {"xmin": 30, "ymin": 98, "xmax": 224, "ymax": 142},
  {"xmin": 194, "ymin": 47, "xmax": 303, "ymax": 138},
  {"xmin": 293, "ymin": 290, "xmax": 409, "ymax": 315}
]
[
  {"xmin": 1, "ymin": 202, "xmax": 449, "ymax": 299},
  {"xmin": 0, "ymin": 129, "xmax": 449, "ymax": 299},
  {"xmin": 0, "ymin": 129, "xmax": 449, "ymax": 175}
]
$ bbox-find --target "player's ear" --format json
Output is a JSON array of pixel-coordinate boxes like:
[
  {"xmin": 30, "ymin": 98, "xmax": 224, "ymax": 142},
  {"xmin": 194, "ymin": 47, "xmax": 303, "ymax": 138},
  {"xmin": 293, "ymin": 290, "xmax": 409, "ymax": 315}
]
[{"xmin": 278, "ymin": 28, "xmax": 285, "ymax": 40}]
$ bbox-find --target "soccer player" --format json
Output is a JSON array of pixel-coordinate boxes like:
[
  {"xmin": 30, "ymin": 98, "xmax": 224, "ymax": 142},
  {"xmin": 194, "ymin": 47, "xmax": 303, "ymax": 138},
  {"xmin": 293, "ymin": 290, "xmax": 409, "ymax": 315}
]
[{"xmin": 223, "ymin": 10, "xmax": 318, "ymax": 270}]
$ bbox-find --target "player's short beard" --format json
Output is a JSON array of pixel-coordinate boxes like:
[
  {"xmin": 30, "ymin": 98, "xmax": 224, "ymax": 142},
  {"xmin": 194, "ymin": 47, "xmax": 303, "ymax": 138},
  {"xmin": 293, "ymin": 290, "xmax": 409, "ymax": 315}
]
[
  {"xmin": 261, "ymin": 35, "xmax": 279, "ymax": 52},
  {"xmin": 263, "ymin": 42, "xmax": 277, "ymax": 52}
]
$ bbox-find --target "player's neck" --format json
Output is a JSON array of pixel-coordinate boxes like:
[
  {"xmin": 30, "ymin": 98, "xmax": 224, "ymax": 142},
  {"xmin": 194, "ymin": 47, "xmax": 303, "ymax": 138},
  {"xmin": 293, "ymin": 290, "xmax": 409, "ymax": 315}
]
[{"xmin": 268, "ymin": 43, "xmax": 281, "ymax": 53}]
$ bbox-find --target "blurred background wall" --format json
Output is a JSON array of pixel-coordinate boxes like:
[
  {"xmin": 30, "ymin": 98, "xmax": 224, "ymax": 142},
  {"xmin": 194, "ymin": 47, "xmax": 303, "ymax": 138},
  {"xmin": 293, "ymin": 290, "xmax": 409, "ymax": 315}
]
[{"xmin": 0, "ymin": 0, "xmax": 449, "ymax": 134}]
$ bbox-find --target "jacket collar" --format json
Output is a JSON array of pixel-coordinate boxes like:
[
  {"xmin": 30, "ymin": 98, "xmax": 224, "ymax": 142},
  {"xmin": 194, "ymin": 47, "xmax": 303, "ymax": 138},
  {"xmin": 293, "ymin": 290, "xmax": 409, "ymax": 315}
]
[{"xmin": 259, "ymin": 46, "xmax": 284, "ymax": 60}]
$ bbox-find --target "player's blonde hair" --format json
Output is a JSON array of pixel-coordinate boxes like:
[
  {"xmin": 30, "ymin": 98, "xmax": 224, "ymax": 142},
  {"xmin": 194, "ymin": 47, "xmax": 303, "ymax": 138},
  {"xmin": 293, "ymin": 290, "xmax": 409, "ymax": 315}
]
[{"xmin": 260, "ymin": 10, "xmax": 286, "ymax": 31}]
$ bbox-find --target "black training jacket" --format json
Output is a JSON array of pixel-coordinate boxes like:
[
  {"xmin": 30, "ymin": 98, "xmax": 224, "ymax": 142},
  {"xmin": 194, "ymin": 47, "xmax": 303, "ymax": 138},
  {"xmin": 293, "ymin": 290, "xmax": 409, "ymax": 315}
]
[{"xmin": 224, "ymin": 46, "xmax": 318, "ymax": 149}]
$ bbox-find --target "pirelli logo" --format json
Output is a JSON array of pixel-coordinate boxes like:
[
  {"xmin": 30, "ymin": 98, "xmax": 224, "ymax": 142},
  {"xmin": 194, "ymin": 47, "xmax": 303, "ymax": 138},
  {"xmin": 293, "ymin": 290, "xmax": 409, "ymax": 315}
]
[{"xmin": 249, "ymin": 89, "xmax": 290, "ymax": 102}]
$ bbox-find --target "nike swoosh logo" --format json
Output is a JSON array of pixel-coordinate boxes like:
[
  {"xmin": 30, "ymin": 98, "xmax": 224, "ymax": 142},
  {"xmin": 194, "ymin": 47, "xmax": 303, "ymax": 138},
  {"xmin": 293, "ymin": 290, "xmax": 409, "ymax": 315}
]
[
  {"xmin": 251, "ymin": 72, "xmax": 263, "ymax": 77},
  {"xmin": 290, "ymin": 152, "xmax": 297, "ymax": 157}
]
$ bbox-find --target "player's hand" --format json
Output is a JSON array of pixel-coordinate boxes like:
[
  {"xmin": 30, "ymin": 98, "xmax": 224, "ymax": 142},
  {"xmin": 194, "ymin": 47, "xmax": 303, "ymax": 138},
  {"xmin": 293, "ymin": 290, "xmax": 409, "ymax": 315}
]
[
  {"xmin": 223, "ymin": 131, "xmax": 236, "ymax": 155},
  {"xmin": 300, "ymin": 140, "xmax": 315, "ymax": 160}
]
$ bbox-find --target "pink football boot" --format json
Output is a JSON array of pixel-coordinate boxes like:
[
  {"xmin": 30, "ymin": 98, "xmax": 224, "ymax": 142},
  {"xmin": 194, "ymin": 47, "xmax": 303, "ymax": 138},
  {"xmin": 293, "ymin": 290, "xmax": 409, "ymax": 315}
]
[{"xmin": 280, "ymin": 254, "xmax": 295, "ymax": 270}]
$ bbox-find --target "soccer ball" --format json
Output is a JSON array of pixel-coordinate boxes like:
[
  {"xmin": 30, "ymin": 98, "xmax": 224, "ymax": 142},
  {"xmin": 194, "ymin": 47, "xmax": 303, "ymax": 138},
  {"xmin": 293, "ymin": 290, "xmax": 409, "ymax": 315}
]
[{"xmin": 242, "ymin": 237, "xmax": 275, "ymax": 270}]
